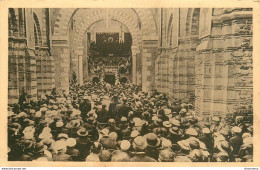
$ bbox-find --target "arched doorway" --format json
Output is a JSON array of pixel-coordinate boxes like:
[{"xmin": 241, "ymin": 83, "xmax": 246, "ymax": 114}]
[
  {"xmin": 92, "ymin": 77, "xmax": 100, "ymax": 84},
  {"xmin": 119, "ymin": 77, "xmax": 128, "ymax": 84},
  {"xmin": 104, "ymin": 74, "xmax": 116, "ymax": 85}
]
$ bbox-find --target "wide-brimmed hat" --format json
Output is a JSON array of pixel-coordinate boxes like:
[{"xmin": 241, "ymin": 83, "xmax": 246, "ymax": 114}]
[
  {"xmin": 66, "ymin": 138, "xmax": 77, "ymax": 147},
  {"xmin": 56, "ymin": 121, "xmax": 64, "ymax": 128},
  {"xmin": 242, "ymin": 133, "xmax": 252, "ymax": 139},
  {"xmin": 212, "ymin": 116, "xmax": 220, "ymax": 122},
  {"xmin": 23, "ymin": 139, "xmax": 34, "ymax": 149},
  {"xmin": 161, "ymin": 139, "xmax": 172, "ymax": 149},
  {"xmin": 130, "ymin": 130, "xmax": 140, "ymax": 138},
  {"xmin": 163, "ymin": 121, "xmax": 172, "ymax": 128},
  {"xmin": 39, "ymin": 132, "xmax": 52, "ymax": 139},
  {"xmin": 133, "ymin": 136, "xmax": 147, "ymax": 151},
  {"xmin": 53, "ymin": 140, "xmax": 67, "ymax": 151},
  {"xmin": 202, "ymin": 128, "xmax": 211, "ymax": 134},
  {"xmin": 120, "ymin": 140, "xmax": 131, "ymax": 151},
  {"xmin": 34, "ymin": 142, "xmax": 45, "ymax": 153},
  {"xmin": 35, "ymin": 111, "xmax": 42, "ymax": 118},
  {"xmin": 100, "ymin": 128, "xmax": 109, "ymax": 136},
  {"xmin": 169, "ymin": 119, "xmax": 180, "ymax": 127},
  {"xmin": 186, "ymin": 128, "xmax": 198, "ymax": 136},
  {"xmin": 77, "ymin": 128, "xmax": 88, "ymax": 137},
  {"xmin": 177, "ymin": 140, "xmax": 191, "ymax": 151},
  {"xmin": 231, "ymin": 126, "xmax": 242, "ymax": 133},
  {"xmin": 57, "ymin": 133, "xmax": 69, "ymax": 140},
  {"xmin": 144, "ymin": 133, "xmax": 160, "ymax": 147}
]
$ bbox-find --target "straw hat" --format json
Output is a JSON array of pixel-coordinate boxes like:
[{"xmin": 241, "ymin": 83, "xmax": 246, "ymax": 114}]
[
  {"xmin": 133, "ymin": 136, "xmax": 147, "ymax": 151},
  {"xmin": 66, "ymin": 138, "xmax": 77, "ymax": 147},
  {"xmin": 144, "ymin": 133, "xmax": 160, "ymax": 147},
  {"xmin": 186, "ymin": 128, "xmax": 198, "ymax": 136},
  {"xmin": 120, "ymin": 140, "xmax": 131, "ymax": 151}
]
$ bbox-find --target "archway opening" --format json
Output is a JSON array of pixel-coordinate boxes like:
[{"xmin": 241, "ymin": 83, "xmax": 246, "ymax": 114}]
[
  {"xmin": 85, "ymin": 19, "xmax": 132, "ymax": 83},
  {"xmin": 119, "ymin": 77, "xmax": 128, "ymax": 84},
  {"xmin": 92, "ymin": 77, "xmax": 100, "ymax": 84},
  {"xmin": 104, "ymin": 74, "xmax": 116, "ymax": 85}
]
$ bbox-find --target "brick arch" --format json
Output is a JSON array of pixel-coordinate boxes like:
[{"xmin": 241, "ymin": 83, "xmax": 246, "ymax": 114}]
[
  {"xmin": 33, "ymin": 12, "xmax": 42, "ymax": 46},
  {"xmin": 73, "ymin": 10, "xmax": 140, "ymax": 52},
  {"xmin": 53, "ymin": 8, "xmax": 157, "ymax": 38}
]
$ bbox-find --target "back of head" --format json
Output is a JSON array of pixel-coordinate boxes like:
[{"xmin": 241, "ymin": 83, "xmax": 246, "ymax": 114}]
[
  {"xmin": 111, "ymin": 151, "xmax": 130, "ymax": 162},
  {"xmin": 98, "ymin": 150, "xmax": 112, "ymax": 162},
  {"xmin": 159, "ymin": 150, "xmax": 175, "ymax": 162},
  {"xmin": 133, "ymin": 136, "xmax": 147, "ymax": 152}
]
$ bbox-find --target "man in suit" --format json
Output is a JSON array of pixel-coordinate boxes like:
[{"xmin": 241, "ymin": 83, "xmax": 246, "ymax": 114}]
[{"xmin": 115, "ymin": 97, "xmax": 131, "ymax": 119}]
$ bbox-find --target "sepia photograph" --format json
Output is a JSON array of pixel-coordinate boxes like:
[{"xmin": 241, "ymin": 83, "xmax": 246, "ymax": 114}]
[{"xmin": 1, "ymin": 1, "xmax": 259, "ymax": 166}]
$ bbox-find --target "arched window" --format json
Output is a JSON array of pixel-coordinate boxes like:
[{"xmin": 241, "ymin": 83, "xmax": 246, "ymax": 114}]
[
  {"xmin": 8, "ymin": 8, "xmax": 18, "ymax": 36},
  {"xmin": 33, "ymin": 13, "xmax": 42, "ymax": 46}
]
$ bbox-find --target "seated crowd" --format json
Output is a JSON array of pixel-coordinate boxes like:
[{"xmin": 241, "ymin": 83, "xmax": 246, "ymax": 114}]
[{"xmin": 8, "ymin": 82, "xmax": 253, "ymax": 162}]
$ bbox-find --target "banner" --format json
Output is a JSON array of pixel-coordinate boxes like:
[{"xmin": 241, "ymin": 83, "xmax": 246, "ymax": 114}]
[{"xmin": 199, "ymin": 8, "xmax": 212, "ymax": 39}]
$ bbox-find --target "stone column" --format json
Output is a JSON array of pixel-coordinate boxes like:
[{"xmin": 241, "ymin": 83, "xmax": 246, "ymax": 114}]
[
  {"xmin": 142, "ymin": 38, "xmax": 158, "ymax": 92},
  {"xmin": 195, "ymin": 8, "xmax": 253, "ymax": 118},
  {"xmin": 131, "ymin": 45, "xmax": 138, "ymax": 85},
  {"xmin": 77, "ymin": 46, "xmax": 84, "ymax": 85},
  {"xmin": 52, "ymin": 36, "xmax": 70, "ymax": 92}
]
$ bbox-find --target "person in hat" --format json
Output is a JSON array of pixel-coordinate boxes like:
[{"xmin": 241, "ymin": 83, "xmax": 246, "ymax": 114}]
[
  {"xmin": 199, "ymin": 127, "xmax": 214, "ymax": 152},
  {"xmin": 215, "ymin": 151, "xmax": 230, "ymax": 162},
  {"xmin": 115, "ymin": 97, "xmax": 131, "ymax": 120},
  {"xmin": 210, "ymin": 116, "xmax": 222, "ymax": 133},
  {"xmin": 144, "ymin": 133, "xmax": 161, "ymax": 161},
  {"xmin": 109, "ymin": 95, "xmax": 120, "ymax": 119},
  {"xmin": 79, "ymin": 96, "xmax": 92, "ymax": 121},
  {"xmin": 99, "ymin": 129, "xmax": 117, "ymax": 150},
  {"xmin": 32, "ymin": 142, "xmax": 53, "ymax": 161},
  {"xmin": 188, "ymin": 149, "xmax": 204, "ymax": 162},
  {"xmin": 66, "ymin": 138, "xmax": 80, "ymax": 161},
  {"xmin": 76, "ymin": 128, "xmax": 92, "ymax": 161},
  {"xmin": 175, "ymin": 140, "xmax": 191, "ymax": 160},
  {"xmin": 106, "ymin": 118, "xmax": 120, "ymax": 134},
  {"xmin": 230, "ymin": 126, "xmax": 243, "ymax": 156},
  {"xmin": 86, "ymin": 142, "xmax": 101, "ymax": 162},
  {"xmin": 152, "ymin": 120, "xmax": 168, "ymax": 139},
  {"xmin": 118, "ymin": 117, "xmax": 131, "ymax": 140},
  {"xmin": 53, "ymin": 140, "xmax": 72, "ymax": 161},
  {"xmin": 130, "ymin": 136, "xmax": 156, "ymax": 162},
  {"xmin": 96, "ymin": 104, "xmax": 110, "ymax": 124},
  {"xmin": 84, "ymin": 117, "xmax": 99, "ymax": 141},
  {"xmin": 98, "ymin": 150, "xmax": 112, "ymax": 162},
  {"xmin": 111, "ymin": 150, "xmax": 130, "ymax": 162}
]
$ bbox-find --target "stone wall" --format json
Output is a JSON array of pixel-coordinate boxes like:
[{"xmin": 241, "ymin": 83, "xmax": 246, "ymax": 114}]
[
  {"xmin": 155, "ymin": 8, "xmax": 253, "ymax": 118},
  {"xmin": 195, "ymin": 8, "xmax": 253, "ymax": 118}
]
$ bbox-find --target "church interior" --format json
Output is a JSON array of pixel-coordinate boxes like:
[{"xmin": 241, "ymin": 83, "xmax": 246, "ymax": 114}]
[
  {"xmin": 6, "ymin": 7, "xmax": 255, "ymax": 163},
  {"xmin": 8, "ymin": 8, "xmax": 253, "ymax": 120}
]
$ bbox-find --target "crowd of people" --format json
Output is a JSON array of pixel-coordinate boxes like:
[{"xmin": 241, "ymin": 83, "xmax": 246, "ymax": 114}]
[
  {"xmin": 88, "ymin": 56, "xmax": 131, "ymax": 74},
  {"xmin": 8, "ymin": 82, "xmax": 253, "ymax": 162}
]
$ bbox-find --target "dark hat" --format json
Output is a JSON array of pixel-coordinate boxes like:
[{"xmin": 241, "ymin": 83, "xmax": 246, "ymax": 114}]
[
  {"xmin": 34, "ymin": 142, "xmax": 45, "ymax": 153},
  {"xmin": 23, "ymin": 139, "xmax": 34, "ymax": 149},
  {"xmin": 77, "ymin": 128, "xmax": 88, "ymax": 137},
  {"xmin": 144, "ymin": 133, "xmax": 160, "ymax": 147}
]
